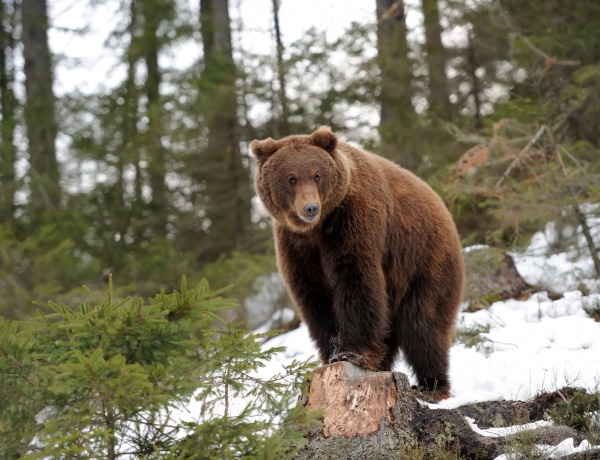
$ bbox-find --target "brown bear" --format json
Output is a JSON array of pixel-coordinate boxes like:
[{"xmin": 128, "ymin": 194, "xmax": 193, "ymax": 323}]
[{"xmin": 250, "ymin": 126, "xmax": 464, "ymax": 401}]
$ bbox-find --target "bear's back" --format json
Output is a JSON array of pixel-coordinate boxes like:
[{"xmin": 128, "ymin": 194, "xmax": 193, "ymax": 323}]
[
  {"xmin": 337, "ymin": 141, "xmax": 454, "ymax": 228},
  {"xmin": 336, "ymin": 140, "xmax": 463, "ymax": 284}
]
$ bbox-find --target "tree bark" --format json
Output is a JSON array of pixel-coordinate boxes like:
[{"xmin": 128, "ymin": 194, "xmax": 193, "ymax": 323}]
[
  {"xmin": 375, "ymin": 0, "xmax": 420, "ymax": 170},
  {"xmin": 21, "ymin": 0, "xmax": 61, "ymax": 219},
  {"xmin": 295, "ymin": 362, "xmax": 600, "ymax": 459},
  {"xmin": 199, "ymin": 0, "xmax": 252, "ymax": 261},
  {"xmin": 0, "ymin": 0, "xmax": 17, "ymax": 223},
  {"xmin": 141, "ymin": 0, "xmax": 168, "ymax": 238},
  {"xmin": 271, "ymin": 0, "xmax": 289, "ymax": 138},
  {"xmin": 466, "ymin": 27, "xmax": 483, "ymax": 130},
  {"xmin": 123, "ymin": 0, "xmax": 141, "ymax": 209},
  {"xmin": 421, "ymin": 0, "xmax": 452, "ymax": 120}
]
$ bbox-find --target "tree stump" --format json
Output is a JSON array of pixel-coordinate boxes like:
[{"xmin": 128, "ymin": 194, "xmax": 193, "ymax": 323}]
[
  {"xmin": 304, "ymin": 361, "xmax": 415, "ymax": 439},
  {"xmin": 294, "ymin": 362, "xmax": 600, "ymax": 459}
]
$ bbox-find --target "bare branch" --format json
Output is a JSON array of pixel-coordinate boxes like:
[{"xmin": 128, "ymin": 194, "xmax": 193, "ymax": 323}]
[
  {"xmin": 495, "ymin": 1, "xmax": 581, "ymax": 69},
  {"xmin": 495, "ymin": 125, "xmax": 546, "ymax": 189}
]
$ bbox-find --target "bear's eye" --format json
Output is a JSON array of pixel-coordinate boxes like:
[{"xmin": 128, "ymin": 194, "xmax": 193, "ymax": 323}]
[
  {"xmin": 288, "ymin": 177, "xmax": 297, "ymax": 185},
  {"xmin": 314, "ymin": 174, "xmax": 320, "ymax": 183}
]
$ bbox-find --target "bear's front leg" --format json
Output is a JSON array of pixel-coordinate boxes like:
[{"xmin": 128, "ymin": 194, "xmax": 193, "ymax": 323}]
[
  {"xmin": 325, "ymin": 251, "xmax": 390, "ymax": 372},
  {"xmin": 275, "ymin": 227, "xmax": 339, "ymax": 364},
  {"xmin": 287, "ymin": 272, "xmax": 338, "ymax": 363}
]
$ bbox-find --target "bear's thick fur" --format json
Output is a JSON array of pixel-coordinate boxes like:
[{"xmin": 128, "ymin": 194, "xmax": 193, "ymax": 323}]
[{"xmin": 250, "ymin": 127, "xmax": 464, "ymax": 400}]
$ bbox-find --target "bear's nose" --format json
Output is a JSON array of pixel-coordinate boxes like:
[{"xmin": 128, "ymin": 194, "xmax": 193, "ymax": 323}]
[{"xmin": 304, "ymin": 203, "xmax": 320, "ymax": 217}]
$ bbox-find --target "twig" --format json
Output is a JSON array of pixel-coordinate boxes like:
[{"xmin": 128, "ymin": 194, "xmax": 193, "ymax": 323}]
[
  {"xmin": 442, "ymin": 121, "xmax": 489, "ymax": 145},
  {"xmin": 495, "ymin": 1, "xmax": 580, "ymax": 69},
  {"xmin": 379, "ymin": 1, "xmax": 402, "ymax": 22},
  {"xmin": 556, "ymin": 389, "xmax": 569, "ymax": 404},
  {"xmin": 557, "ymin": 145, "xmax": 587, "ymax": 175},
  {"xmin": 554, "ymin": 145, "xmax": 600, "ymax": 277},
  {"xmin": 495, "ymin": 125, "xmax": 546, "ymax": 189}
]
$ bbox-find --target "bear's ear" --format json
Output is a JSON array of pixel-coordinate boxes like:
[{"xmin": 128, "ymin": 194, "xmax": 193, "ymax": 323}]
[
  {"xmin": 250, "ymin": 138, "xmax": 279, "ymax": 165},
  {"xmin": 309, "ymin": 126, "xmax": 337, "ymax": 155}
]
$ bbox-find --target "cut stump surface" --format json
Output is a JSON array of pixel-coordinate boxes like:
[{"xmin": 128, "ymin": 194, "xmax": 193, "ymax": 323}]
[{"xmin": 305, "ymin": 362, "xmax": 412, "ymax": 438}]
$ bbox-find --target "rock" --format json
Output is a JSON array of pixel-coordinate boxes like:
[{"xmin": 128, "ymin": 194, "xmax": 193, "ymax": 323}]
[{"xmin": 463, "ymin": 246, "xmax": 530, "ymax": 311}]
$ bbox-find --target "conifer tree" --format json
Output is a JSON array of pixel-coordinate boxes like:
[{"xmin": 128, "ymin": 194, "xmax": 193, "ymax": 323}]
[{"xmin": 0, "ymin": 277, "xmax": 319, "ymax": 458}]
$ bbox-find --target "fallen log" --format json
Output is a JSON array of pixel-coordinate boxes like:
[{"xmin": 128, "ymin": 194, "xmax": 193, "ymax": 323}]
[{"xmin": 293, "ymin": 362, "xmax": 600, "ymax": 459}]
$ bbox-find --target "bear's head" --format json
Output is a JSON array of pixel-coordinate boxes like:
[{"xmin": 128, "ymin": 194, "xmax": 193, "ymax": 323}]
[{"xmin": 250, "ymin": 126, "xmax": 351, "ymax": 233}]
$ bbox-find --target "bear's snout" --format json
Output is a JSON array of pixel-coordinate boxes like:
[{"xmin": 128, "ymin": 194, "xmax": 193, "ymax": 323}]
[
  {"xmin": 294, "ymin": 183, "xmax": 321, "ymax": 225},
  {"xmin": 303, "ymin": 203, "xmax": 320, "ymax": 220}
]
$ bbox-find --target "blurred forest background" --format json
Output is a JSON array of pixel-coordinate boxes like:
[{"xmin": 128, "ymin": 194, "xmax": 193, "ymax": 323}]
[{"xmin": 2, "ymin": 0, "xmax": 600, "ymax": 325}]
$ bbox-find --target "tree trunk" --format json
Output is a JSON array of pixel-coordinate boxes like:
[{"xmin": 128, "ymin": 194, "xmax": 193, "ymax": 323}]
[
  {"xmin": 295, "ymin": 362, "xmax": 600, "ymax": 459},
  {"xmin": 124, "ymin": 0, "xmax": 143, "ymax": 217},
  {"xmin": 375, "ymin": 0, "xmax": 421, "ymax": 170},
  {"xmin": 271, "ymin": 0, "xmax": 289, "ymax": 138},
  {"xmin": 141, "ymin": 0, "xmax": 168, "ymax": 238},
  {"xmin": 121, "ymin": 0, "xmax": 140, "ymax": 210},
  {"xmin": 0, "ymin": 0, "xmax": 17, "ymax": 223},
  {"xmin": 466, "ymin": 27, "xmax": 483, "ymax": 130},
  {"xmin": 109, "ymin": 0, "xmax": 138, "ymax": 262},
  {"xmin": 421, "ymin": 0, "xmax": 452, "ymax": 120},
  {"xmin": 21, "ymin": 0, "xmax": 61, "ymax": 219},
  {"xmin": 199, "ymin": 0, "xmax": 252, "ymax": 261}
]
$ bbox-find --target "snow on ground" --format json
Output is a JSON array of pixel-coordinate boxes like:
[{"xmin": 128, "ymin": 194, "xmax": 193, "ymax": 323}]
[
  {"xmin": 264, "ymin": 288, "xmax": 600, "ymax": 410},
  {"xmin": 255, "ymin": 222, "xmax": 600, "ymax": 456},
  {"xmin": 263, "ymin": 224, "xmax": 600, "ymax": 407},
  {"xmin": 445, "ymin": 289, "xmax": 600, "ymax": 408}
]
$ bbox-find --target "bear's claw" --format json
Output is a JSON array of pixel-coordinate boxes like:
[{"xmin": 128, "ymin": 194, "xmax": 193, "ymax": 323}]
[
  {"xmin": 412, "ymin": 384, "xmax": 451, "ymax": 402},
  {"xmin": 329, "ymin": 351, "xmax": 363, "ymax": 366}
]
